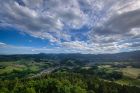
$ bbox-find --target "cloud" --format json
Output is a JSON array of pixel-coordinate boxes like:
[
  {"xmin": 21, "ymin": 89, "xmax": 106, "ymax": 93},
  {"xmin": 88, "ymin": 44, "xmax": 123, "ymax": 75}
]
[
  {"xmin": 0, "ymin": 42, "xmax": 87, "ymax": 54},
  {"xmin": 0, "ymin": 42, "xmax": 33, "ymax": 54},
  {"xmin": 91, "ymin": 10, "xmax": 140, "ymax": 43},
  {"xmin": 0, "ymin": 42, "xmax": 7, "ymax": 48},
  {"xmin": 0, "ymin": 0, "xmax": 88, "ymax": 42},
  {"xmin": 60, "ymin": 41, "xmax": 119, "ymax": 54},
  {"xmin": 89, "ymin": 0, "xmax": 140, "ymax": 53},
  {"xmin": 0, "ymin": 0, "xmax": 140, "ymax": 54}
]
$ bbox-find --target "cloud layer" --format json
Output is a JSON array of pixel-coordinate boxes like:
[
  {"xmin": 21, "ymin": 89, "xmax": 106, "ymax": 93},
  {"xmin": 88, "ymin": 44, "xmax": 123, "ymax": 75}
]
[{"xmin": 0, "ymin": 0, "xmax": 140, "ymax": 54}]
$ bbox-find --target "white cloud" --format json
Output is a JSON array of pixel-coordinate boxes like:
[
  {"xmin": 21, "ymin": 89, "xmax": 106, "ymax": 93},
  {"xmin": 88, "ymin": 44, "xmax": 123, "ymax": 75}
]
[
  {"xmin": 0, "ymin": 0, "xmax": 88, "ymax": 42},
  {"xmin": 0, "ymin": 0, "xmax": 140, "ymax": 54},
  {"xmin": 0, "ymin": 42, "xmax": 7, "ymax": 48}
]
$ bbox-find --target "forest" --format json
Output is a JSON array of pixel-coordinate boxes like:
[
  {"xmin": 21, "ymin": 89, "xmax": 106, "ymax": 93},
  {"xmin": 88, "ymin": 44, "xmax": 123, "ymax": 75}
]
[
  {"xmin": 0, "ymin": 51, "xmax": 140, "ymax": 93},
  {"xmin": 1, "ymin": 72, "xmax": 140, "ymax": 93}
]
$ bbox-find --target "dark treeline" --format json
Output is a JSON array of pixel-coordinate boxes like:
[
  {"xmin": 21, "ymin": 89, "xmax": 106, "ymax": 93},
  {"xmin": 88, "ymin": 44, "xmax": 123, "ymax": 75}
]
[
  {"xmin": 0, "ymin": 72, "xmax": 140, "ymax": 93},
  {"xmin": 0, "ymin": 50, "xmax": 140, "ymax": 62}
]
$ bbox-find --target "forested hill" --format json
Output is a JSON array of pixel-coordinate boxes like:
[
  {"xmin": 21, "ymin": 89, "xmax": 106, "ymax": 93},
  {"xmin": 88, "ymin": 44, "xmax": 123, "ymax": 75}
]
[
  {"xmin": 0, "ymin": 50, "xmax": 140, "ymax": 62},
  {"xmin": 1, "ymin": 72, "xmax": 140, "ymax": 93}
]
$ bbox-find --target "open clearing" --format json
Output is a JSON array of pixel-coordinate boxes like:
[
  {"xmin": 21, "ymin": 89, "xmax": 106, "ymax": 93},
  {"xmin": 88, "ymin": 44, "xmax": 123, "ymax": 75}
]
[{"xmin": 120, "ymin": 67, "xmax": 140, "ymax": 79}]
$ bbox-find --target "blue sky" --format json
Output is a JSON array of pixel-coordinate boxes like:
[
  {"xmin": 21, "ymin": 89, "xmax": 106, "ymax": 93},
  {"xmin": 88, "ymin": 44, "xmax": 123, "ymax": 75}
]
[
  {"xmin": 0, "ymin": 0, "xmax": 140, "ymax": 54},
  {"xmin": 0, "ymin": 27, "xmax": 51, "ymax": 48}
]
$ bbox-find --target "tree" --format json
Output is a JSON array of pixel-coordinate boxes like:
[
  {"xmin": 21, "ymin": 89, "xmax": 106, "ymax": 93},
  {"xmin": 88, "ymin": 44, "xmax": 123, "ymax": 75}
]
[
  {"xmin": 25, "ymin": 87, "xmax": 36, "ymax": 93},
  {"xmin": 0, "ymin": 87, "xmax": 9, "ymax": 93},
  {"xmin": 71, "ymin": 86, "xmax": 87, "ymax": 93}
]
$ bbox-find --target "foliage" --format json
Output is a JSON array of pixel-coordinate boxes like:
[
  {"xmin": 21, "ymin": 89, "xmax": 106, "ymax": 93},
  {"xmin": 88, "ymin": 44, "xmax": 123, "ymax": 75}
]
[{"xmin": 0, "ymin": 72, "xmax": 140, "ymax": 93}]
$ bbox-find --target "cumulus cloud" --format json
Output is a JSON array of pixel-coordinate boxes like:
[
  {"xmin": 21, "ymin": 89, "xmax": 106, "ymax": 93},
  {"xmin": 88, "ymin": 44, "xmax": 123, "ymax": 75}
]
[
  {"xmin": 0, "ymin": 0, "xmax": 140, "ymax": 54},
  {"xmin": 0, "ymin": 0, "xmax": 88, "ymax": 42},
  {"xmin": 0, "ymin": 42, "xmax": 7, "ymax": 48},
  {"xmin": 89, "ymin": 0, "xmax": 140, "ymax": 53},
  {"xmin": 59, "ymin": 41, "xmax": 119, "ymax": 54}
]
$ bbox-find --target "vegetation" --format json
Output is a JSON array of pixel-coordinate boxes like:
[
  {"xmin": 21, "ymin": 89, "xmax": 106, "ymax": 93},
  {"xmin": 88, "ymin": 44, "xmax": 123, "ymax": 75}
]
[
  {"xmin": 120, "ymin": 67, "xmax": 140, "ymax": 79},
  {"xmin": 0, "ymin": 72, "xmax": 140, "ymax": 93},
  {"xmin": 0, "ymin": 52, "xmax": 140, "ymax": 93}
]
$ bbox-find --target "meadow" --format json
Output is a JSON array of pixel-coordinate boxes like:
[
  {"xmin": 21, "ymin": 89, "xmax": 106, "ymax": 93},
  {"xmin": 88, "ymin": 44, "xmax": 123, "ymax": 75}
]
[{"xmin": 0, "ymin": 58, "xmax": 140, "ymax": 88}]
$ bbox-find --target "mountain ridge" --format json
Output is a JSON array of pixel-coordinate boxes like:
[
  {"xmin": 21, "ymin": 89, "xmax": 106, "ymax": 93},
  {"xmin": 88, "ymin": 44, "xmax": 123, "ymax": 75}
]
[{"xmin": 0, "ymin": 50, "xmax": 140, "ymax": 62}]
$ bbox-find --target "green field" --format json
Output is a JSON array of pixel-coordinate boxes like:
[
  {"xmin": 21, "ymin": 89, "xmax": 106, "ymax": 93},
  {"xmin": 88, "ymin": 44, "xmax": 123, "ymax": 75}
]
[
  {"xmin": 120, "ymin": 67, "xmax": 140, "ymax": 79},
  {"xmin": 0, "ymin": 59, "xmax": 54, "ymax": 79},
  {"xmin": 116, "ymin": 78, "xmax": 140, "ymax": 87},
  {"xmin": 0, "ymin": 60, "xmax": 140, "ymax": 88},
  {"xmin": 95, "ymin": 64, "xmax": 140, "ymax": 87}
]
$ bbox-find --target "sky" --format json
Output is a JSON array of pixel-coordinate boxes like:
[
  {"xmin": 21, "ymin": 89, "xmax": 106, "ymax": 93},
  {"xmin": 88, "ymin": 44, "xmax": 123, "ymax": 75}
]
[{"xmin": 0, "ymin": 0, "xmax": 140, "ymax": 54}]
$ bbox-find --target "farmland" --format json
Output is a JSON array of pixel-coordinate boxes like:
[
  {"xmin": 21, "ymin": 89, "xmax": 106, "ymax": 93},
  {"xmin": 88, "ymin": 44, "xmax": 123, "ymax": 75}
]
[{"xmin": 0, "ymin": 52, "xmax": 140, "ymax": 93}]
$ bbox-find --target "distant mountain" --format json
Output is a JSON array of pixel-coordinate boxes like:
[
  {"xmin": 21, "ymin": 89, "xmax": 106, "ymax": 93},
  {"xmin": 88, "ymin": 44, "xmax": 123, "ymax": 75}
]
[{"xmin": 0, "ymin": 50, "xmax": 140, "ymax": 62}]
